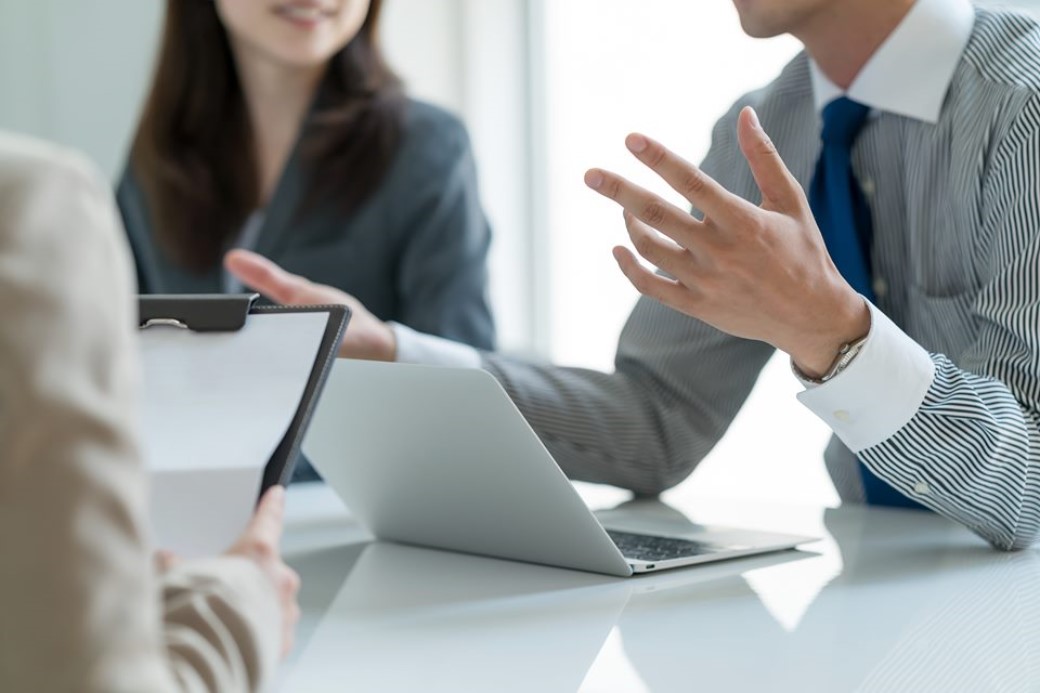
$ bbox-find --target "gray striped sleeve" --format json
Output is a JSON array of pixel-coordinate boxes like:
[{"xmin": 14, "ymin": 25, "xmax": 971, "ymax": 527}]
[{"xmin": 860, "ymin": 95, "xmax": 1040, "ymax": 550}]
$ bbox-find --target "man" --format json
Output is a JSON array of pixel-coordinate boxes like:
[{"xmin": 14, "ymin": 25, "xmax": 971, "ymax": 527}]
[
  {"xmin": 227, "ymin": 0, "xmax": 1040, "ymax": 550},
  {"xmin": 0, "ymin": 133, "xmax": 299, "ymax": 691}
]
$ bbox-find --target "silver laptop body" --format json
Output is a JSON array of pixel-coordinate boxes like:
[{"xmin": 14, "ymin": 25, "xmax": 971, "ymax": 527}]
[{"xmin": 304, "ymin": 361, "xmax": 813, "ymax": 577}]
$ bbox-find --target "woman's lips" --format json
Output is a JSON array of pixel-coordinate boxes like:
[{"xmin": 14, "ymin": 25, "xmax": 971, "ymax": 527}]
[{"xmin": 273, "ymin": 3, "xmax": 334, "ymax": 29}]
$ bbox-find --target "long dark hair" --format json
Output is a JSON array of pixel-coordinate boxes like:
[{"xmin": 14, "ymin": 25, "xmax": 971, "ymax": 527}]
[{"xmin": 131, "ymin": 0, "xmax": 406, "ymax": 271}]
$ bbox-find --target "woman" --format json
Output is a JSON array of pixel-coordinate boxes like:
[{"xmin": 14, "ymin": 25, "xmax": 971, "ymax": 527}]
[
  {"xmin": 118, "ymin": 0, "xmax": 495, "ymax": 351},
  {"xmin": 0, "ymin": 132, "xmax": 298, "ymax": 692}
]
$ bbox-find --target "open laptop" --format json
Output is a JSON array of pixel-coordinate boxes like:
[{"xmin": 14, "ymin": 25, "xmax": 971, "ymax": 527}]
[{"xmin": 303, "ymin": 361, "xmax": 815, "ymax": 577}]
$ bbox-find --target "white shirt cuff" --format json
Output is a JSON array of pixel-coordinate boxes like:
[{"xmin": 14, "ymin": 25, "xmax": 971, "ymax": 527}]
[
  {"xmin": 389, "ymin": 322, "xmax": 482, "ymax": 369},
  {"xmin": 795, "ymin": 302, "xmax": 936, "ymax": 453}
]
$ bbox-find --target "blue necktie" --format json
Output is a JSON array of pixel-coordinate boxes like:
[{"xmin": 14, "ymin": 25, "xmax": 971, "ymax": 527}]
[{"xmin": 808, "ymin": 97, "xmax": 925, "ymax": 510}]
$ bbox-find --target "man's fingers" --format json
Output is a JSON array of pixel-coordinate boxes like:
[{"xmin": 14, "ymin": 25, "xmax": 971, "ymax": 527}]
[
  {"xmin": 613, "ymin": 246, "xmax": 691, "ymax": 309},
  {"xmin": 224, "ymin": 250, "xmax": 309, "ymax": 305},
  {"xmin": 585, "ymin": 169, "xmax": 702, "ymax": 247},
  {"xmin": 623, "ymin": 211, "xmax": 692, "ymax": 279},
  {"xmin": 244, "ymin": 485, "xmax": 286, "ymax": 550},
  {"xmin": 736, "ymin": 107, "xmax": 802, "ymax": 212},
  {"xmin": 622, "ymin": 133, "xmax": 753, "ymax": 228}
]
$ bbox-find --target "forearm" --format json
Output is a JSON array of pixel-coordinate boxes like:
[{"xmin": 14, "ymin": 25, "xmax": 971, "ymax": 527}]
[
  {"xmin": 393, "ymin": 326, "xmax": 724, "ymax": 494},
  {"xmin": 483, "ymin": 301, "xmax": 774, "ymax": 495},
  {"xmin": 482, "ymin": 357, "xmax": 704, "ymax": 494},
  {"xmin": 798, "ymin": 305, "xmax": 1040, "ymax": 550},
  {"xmin": 162, "ymin": 559, "xmax": 281, "ymax": 692},
  {"xmin": 861, "ymin": 357, "xmax": 1040, "ymax": 550},
  {"xmin": 0, "ymin": 142, "xmax": 279, "ymax": 692}
]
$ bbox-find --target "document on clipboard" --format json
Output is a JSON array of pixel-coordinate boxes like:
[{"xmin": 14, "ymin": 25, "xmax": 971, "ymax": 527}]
[{"xmin": 138, "ymin": 294, "xmax": 349, "ymax": 557}]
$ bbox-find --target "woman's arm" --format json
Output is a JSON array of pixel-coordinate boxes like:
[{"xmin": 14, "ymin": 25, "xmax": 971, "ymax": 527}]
[{"xmin": 0, "ymin": 135, "xmax": 292, "ymax": 692}]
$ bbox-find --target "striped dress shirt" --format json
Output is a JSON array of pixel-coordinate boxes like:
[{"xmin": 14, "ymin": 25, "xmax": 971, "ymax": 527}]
[{"xmin": 475, "ymin": 6, "xmax": 1040, "ymax": 550}]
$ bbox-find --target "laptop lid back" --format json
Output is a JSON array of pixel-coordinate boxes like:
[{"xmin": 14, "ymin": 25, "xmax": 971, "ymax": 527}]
[{"xmin": 304, "ymin": 361, "xmax": 633, "ymax": 577}]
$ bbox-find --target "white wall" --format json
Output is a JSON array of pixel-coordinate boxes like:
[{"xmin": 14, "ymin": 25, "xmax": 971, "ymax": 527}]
[
  {"xmin": 0, "ymin": 1, "xmax": 162, "ymax": 178},
  {"xmin": 382, "ymin": 0, "xmax": 465, "ymax": 112}
]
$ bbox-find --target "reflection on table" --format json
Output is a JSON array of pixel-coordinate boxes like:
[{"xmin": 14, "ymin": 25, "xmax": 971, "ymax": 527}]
[{"xmin": 278, "ymin": 484, "xmax": 1040, "ymax": 693}]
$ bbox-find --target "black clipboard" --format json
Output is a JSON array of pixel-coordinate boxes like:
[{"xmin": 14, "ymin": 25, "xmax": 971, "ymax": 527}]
[{"xmin": 138, "ymin": 294, "xmax": 350, "ymax": 495}]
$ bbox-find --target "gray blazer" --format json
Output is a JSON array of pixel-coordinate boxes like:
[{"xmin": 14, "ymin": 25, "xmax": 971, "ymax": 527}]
[{"xmin": 117, "ymin": 99, "xmax": 496, "ymax": 351}]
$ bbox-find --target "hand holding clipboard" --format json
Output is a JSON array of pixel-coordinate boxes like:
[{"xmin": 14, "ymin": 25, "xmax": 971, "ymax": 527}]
[{"xmin": 138, "ymin": 294, "xmax": 349, "ymax": 556}]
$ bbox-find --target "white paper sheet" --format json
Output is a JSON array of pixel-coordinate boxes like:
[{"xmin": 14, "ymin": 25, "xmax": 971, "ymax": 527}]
[{"xmin": 139, "ymin": 312, "xmax": 328, "ymax": 557}]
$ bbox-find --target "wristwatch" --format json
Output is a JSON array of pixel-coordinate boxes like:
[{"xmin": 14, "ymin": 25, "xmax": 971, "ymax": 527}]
[{"xmin": 792, "ymin": 333, "xmax": 870, "ymax": 385}]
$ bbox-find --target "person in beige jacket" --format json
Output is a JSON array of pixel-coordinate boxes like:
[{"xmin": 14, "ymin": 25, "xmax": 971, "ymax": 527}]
[{"xmin": 0, "ymin": 132, "xmax": 299, "ymax": 692}]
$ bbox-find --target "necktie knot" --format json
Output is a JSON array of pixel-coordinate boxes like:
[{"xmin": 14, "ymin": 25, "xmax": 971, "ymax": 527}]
[{"xmin": 821, "ymin": 97, "xmax": 871, "ymax": 147}]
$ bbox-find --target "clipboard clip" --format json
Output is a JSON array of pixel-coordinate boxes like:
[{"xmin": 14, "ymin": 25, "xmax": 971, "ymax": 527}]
[{"xmin": 139, "ymin": 294, "xmax": 260, "ymax": 333}]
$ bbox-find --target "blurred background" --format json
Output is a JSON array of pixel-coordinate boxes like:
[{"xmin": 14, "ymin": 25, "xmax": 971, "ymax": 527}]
[{"xmin": 2, "ymin": 0, "xmax": 1035, "ymax": 508}]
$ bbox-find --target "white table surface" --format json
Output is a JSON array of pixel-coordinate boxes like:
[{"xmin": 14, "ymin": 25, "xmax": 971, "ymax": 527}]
[{"xmin": 275, "ymin": 482, "xmax": 1040, "ymax": 693}]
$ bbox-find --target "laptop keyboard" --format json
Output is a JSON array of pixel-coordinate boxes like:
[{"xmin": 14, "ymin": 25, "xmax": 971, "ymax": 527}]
[{"xmin": 606, "ymin": 530, "xmax": 724, "ymax": 563}]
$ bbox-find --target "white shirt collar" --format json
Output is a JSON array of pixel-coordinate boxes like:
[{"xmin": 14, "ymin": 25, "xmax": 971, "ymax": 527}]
[{"xmin": 809, "ymin": 0, "xmax": 975, "ymax": 123}]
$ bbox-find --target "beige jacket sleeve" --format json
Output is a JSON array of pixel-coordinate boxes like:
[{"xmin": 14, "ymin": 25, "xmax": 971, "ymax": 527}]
[{"xmin": 0, "ymin": 134, "xmax": 281, "ymax": 692}]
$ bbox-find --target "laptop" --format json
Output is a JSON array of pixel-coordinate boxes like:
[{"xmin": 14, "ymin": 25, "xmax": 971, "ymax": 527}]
[{"xmin": 303, "ymin": 361, "xmax": 815, "ymax": 577}]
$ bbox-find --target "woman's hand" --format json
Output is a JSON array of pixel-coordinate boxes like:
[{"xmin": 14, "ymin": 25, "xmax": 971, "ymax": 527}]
[
  {"xmin": 226, "ymin": 485, "xmax": 300, "ymax": 659},
  {"xmin": 153, "ymin": 486, "xmax": 301, "ymax": 658},
  {"xmin": 224, "ymin": 249, "xmax": 397, "ymax": 361}
]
